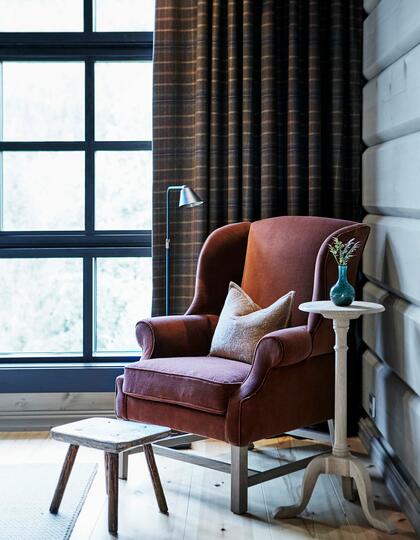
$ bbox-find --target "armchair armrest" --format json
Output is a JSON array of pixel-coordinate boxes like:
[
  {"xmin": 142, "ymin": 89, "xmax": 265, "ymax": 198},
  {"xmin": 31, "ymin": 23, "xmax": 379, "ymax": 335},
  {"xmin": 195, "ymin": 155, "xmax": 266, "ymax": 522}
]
[
  {"xmin": 236, "ymin": 325, "xmax": 313, "ymax": 400},
  {"xmin": 136, "ymin": 314, "xmax": 219, "ymax": 359},
  {"xmin": 226, "ymin": 325, "xmax": 333, "ymax": 446}
]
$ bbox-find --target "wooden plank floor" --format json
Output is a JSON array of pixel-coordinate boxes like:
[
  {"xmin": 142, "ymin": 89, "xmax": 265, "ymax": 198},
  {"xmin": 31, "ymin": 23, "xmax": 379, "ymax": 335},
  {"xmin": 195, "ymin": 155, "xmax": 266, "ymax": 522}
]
[{"xmin": 0, "ymin": 432, "xmax": 416, "ymax": 539}]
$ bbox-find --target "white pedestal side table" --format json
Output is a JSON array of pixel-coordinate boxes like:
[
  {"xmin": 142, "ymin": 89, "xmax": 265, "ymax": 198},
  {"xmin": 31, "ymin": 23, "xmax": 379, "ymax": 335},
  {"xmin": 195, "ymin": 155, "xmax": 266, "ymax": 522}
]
[{"xmin": 275, "ymin": 300, "xmax": 395, "ymax": 534}]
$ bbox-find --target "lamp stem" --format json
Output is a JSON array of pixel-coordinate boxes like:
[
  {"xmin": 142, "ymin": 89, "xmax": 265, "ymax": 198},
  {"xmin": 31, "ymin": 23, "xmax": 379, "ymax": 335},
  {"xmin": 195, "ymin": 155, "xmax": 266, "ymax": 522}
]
[
  {"xmin": 165, "ymin": 186, "xmax": 182, "ymax": 316},
  {"xmin": 166, "ymin": 188, "xmax": 171, "ymax": 317},
  {"xmin": 165, "ymin": 184, "xmax": 203, "ymax": 316}
]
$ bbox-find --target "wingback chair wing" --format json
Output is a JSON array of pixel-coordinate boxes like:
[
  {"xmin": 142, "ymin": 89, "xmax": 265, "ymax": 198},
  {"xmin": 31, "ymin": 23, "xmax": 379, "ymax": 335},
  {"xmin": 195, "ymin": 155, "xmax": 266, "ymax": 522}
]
[{"xmin": 116, "ymin": 216, "xmax": 370, "ymax": 514}]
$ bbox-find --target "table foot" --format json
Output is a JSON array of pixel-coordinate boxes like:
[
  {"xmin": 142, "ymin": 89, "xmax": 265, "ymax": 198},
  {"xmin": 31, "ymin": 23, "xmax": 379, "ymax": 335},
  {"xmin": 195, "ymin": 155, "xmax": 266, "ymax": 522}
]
[
  {"xmin": 273, "ymin": 455, "xmax": 325, "ymax": 519},
  {"xmin": 349, "ymin": 458, "xmax": 395, "ymax": 534},
  {"xmin": 274, "ymin": 454, "xmax": 395, "ymax": 534}
]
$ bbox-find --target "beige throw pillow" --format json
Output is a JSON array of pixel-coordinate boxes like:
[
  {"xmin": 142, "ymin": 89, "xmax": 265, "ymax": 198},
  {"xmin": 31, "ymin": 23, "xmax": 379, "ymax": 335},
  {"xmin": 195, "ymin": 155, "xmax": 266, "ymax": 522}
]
[{"xmin": 210, "ymin": 282, "xmax": 295, "ymax": 364}]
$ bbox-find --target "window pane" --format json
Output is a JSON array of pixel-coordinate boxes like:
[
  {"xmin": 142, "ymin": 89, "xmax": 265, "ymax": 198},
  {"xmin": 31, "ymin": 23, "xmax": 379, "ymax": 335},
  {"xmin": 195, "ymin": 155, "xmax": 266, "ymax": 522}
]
[
  {"xmin": 94, "ymin": 0, "xmax": 155, "ymax": 31},
  {"xmin": 0, "ymin": 259, "xmax": 83, "ymax": 356},
  {"xmin": 2, "ymin": 152, "xmax": 84, "ymax": 231},
  {"xmin": 95, "ymin": 151, "xmax": 151, "ymax": 230},
  {"xmin": 0, "ymin": 0, "xmax": 83, "ymax": 32},
  {"xmin": 2, "ymin": 62, "xmax": 84, "ymax": 142},
  {"xmin": 95, "ymin": 257, "xmax": 152, "ymax": 354},
  {"xmin": 95, "ymin": 62, "xmax": 152, "ymax": 141}
]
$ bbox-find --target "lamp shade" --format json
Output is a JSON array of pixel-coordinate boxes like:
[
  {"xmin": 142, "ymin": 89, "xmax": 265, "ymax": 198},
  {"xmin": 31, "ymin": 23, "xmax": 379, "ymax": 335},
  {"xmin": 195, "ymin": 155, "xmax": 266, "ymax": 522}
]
[{"xmin": 178, "ymin": 185, "xmax": 203, "ymax": 208}]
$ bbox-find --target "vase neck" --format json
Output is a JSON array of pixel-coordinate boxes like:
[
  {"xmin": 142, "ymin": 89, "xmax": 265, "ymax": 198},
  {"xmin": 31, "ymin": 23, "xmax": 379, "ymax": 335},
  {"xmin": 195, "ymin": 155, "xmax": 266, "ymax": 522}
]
[{"xmin": 338, "ymin": 265, "xmax": 348, "ymax": 279}]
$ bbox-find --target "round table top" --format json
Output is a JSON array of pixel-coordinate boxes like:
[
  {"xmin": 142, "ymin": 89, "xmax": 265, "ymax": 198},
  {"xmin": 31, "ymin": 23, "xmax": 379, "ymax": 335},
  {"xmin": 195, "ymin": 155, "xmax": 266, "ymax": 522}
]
[{"xmin": 299, "ymin": 300, "xmax": 385, "ymax": 320}]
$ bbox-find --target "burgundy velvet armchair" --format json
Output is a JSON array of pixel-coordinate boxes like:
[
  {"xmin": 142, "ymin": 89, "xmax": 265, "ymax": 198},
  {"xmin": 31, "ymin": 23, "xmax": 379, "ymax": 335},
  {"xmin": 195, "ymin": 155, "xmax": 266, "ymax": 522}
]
[{"xmin": 116, "ymin": 216, "xmax": 369, "ymax": 514}]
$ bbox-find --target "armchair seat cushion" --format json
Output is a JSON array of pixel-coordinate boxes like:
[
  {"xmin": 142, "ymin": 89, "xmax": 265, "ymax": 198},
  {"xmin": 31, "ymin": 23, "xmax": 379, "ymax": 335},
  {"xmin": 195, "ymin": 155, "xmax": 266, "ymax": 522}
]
[{"xmin": 123, "ymin": 356, "xmax": 250, "ymax": 415}]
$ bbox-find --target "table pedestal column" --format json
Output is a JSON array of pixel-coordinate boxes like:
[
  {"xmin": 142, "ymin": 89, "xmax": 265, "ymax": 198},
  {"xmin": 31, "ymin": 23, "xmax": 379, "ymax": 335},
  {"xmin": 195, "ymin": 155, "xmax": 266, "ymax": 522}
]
[
  {"xmin": 274, "ymin": 317, "xmax": 395, "ymax": 534},
  {"xmin": 332, "ymin": 319, "xmax": 350, "ymax": 458}
]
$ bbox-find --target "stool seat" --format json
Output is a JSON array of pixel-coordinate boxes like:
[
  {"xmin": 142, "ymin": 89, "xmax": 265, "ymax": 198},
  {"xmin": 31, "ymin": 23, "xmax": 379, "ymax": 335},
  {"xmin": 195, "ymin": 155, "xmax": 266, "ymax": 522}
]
[
  {"xmin": 51, "ymin": 417, "xmax": 171, "ymax": 452},
  {"xmin": 49, "ymin": 417, "xmax": 170, "ymax": 534}
]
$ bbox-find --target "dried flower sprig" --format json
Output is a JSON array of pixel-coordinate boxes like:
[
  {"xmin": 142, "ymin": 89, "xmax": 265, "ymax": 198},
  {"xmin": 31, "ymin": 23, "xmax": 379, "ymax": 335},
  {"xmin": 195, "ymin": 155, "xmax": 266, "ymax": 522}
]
[{"xmin": 328, "ymin": 237, "xmax": 360, "ymax": 266}]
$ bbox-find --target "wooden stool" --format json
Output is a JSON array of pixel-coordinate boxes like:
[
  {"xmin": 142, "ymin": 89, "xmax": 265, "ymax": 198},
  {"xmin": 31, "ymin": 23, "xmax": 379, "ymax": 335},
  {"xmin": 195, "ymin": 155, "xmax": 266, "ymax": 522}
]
[{"xmin": 49, "ymin": 417, "xmax": 171, "ymax": 534}]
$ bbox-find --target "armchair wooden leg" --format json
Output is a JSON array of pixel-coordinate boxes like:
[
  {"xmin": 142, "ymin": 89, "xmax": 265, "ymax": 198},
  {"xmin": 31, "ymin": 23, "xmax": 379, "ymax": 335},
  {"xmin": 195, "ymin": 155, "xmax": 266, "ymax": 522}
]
[{"xmin": 231, "ymin": 445, "xmax": 248, "ymax": 515}]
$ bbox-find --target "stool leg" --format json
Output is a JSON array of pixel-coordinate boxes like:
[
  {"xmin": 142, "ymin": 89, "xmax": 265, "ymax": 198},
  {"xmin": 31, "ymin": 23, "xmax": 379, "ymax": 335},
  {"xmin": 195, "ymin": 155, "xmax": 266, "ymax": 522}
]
[
  {"xmin": 50, "ymin": 444, "xmax": 79, "ymax": 514},
  {"xmin": 107, "ymin": 452, "xmax": 119, "ymax": 533},
  {"xmin": 104, "ymin": 453, "xmax": 109, "ymax": 495},
  {"xmin": 119, "ymin": 451, "xmax": 129, "ymax": 480},
  {"xmin": 144, "ymin": 444, "xmax": 168, "ymax": 514}
]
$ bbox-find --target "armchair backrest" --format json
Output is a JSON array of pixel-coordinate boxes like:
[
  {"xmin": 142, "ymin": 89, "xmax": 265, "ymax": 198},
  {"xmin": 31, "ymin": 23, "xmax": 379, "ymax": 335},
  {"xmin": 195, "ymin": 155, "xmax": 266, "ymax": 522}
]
[
  {"xmin": 240, "ymin": 216, "xmax": 369, "ymax": 327},
  {"xmin": 187, "ymin": 216, "xmax": 370, "ymax": 345}
]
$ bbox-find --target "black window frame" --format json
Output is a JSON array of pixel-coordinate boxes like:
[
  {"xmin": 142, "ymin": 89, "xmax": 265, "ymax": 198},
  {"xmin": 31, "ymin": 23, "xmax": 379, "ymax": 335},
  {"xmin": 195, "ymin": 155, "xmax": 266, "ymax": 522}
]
[{"xmin": 0, "ymin": 0, "xmax": 153, "ymax": 364}]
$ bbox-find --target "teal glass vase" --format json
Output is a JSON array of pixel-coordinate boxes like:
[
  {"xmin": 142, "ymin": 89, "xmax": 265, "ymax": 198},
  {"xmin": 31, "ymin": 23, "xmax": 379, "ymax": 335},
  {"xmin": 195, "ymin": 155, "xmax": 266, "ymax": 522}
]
[{"xmin": 330, "ymin": 265, "xmax": 355, "ymax": 306}]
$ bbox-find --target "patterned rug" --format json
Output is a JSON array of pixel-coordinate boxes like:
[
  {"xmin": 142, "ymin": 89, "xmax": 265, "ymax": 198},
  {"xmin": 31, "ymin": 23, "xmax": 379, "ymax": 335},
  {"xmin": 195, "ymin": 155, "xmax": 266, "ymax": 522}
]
[{"xmin": 0, "ymin": 463, "xmax": 97, "ymax": 540}]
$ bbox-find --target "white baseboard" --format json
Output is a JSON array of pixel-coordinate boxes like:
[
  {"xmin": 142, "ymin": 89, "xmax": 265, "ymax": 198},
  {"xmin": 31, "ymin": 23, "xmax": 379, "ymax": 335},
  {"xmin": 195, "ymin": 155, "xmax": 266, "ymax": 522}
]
[{"xmin": 0, "ymin": 392, "xmax": 115, "ymax": 431}]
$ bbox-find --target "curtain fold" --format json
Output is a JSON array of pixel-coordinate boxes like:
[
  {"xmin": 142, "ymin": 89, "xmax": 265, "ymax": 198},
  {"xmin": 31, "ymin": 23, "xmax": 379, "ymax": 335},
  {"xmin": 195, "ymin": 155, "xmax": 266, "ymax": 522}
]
[{"xmin": 152, "ymin": 0, "xmax": 363, "ymax": 316}]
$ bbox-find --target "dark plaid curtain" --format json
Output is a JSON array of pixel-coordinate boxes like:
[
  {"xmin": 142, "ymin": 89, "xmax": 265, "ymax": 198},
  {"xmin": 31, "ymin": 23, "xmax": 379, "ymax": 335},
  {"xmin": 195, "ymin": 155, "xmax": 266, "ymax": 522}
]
[{"xmin": 153, "ymin": 0, "xmax": 363, "ymax": 316}]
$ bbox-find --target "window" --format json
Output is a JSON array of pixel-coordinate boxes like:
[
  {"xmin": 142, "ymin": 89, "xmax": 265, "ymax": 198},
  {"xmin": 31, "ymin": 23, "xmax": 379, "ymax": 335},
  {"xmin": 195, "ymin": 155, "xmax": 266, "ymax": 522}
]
[{"xmin": 0, "ymin": 0, "xmax": 153, "ymax": 361}]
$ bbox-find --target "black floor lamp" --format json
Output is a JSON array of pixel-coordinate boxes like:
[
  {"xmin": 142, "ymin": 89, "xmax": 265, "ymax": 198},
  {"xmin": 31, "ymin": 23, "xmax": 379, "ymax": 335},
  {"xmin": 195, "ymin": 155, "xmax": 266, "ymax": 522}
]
[{"xmin": 166, "ymin": 185, "xmax": 203, "ymax": 316}]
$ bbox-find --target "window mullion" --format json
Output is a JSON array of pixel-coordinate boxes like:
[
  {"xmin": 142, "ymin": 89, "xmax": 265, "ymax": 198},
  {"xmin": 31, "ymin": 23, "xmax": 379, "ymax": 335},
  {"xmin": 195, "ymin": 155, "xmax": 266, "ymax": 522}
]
[
  {"xmin": 83, "ymin": 256, "xmax": 94, "ymax": 358},
  {"xmin": 0, "ymin": 152, "xmax": 3, "ymax": 231},
  {"xmin": 85, "ymin": 60, "xmax": 95, "ymax": 234},
  {"xmin": 84, "ymin": 0, "xmax": 94, "ymax": 33},
  {"xmin": 0, "ymin": 61, "xmax": 3, "ymax": 140},
  {"xmin": 0, "ymin": 62, "xmax": 3, "ymax": 231},
  {"xmin": 84, "ymin": 57, "xmax": 95, "ymax": 359}
]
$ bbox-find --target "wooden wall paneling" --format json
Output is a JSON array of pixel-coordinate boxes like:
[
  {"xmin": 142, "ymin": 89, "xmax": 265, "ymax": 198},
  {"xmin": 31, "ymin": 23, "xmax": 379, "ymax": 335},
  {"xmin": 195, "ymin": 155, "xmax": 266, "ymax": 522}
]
[
  {"xmin": 363, "ymin": 132, "xmax": 420, "ymax": 218},
  {"xmin": 364, "ymin": 0, "xmax": 420, "ymax": 80},
  {"xmin": 362, "ymin": 2, "xmax": 420, "ymax": 533},
  {"xmin": 363, "ymin": 281, "xmax": 420, "ymax": 396},
  {"xmin": 363, "ymin": 43, "xmax": 420, "ymax": 146},
  {"xmin": 364, "ymin": 0, "xmax": 380, "ymax": 15},
  {"xmin": 363, "ymin": 214, "xmax": 420, "ymax": 306},
  {"xmin": 0, "ymin": 392, "xmax": 114, "ymax": 431},
  {"xmin": 362, "ymin": 350, "xmax": 420, "ymax": 487}
]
